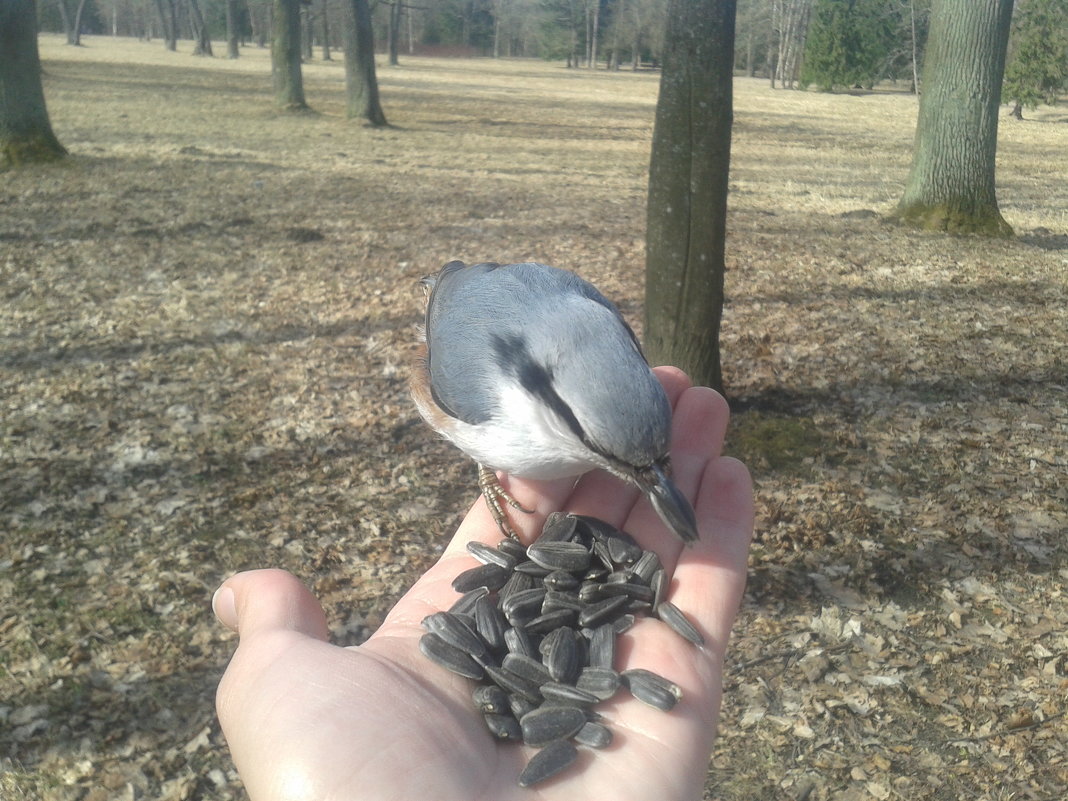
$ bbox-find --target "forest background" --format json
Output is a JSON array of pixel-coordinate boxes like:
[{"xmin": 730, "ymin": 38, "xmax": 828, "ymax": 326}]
[{"xmin": 3, "ymin": 1, "xmax": 1068, "ymax": 800}]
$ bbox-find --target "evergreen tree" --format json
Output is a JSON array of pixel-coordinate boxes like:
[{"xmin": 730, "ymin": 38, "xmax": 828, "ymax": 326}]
[
  {"xmin": 1004, "ymin": 0, "xmax": 1068, "ymax": 118},
  {"xmin": 801, "ymin": 0, "xmax": 898, "ymax": 91}
]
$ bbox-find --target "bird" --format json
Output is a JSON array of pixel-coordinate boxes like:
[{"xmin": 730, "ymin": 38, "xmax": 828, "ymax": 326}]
[{"xmin": 410, "ymin": 260, "xmax": 699, "ymax": 545}]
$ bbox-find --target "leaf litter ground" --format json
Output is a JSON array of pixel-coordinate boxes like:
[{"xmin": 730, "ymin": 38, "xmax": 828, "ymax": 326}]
[{"xmin": 1, "ymin": 35, "xmax": 1066, "ymax": 801}]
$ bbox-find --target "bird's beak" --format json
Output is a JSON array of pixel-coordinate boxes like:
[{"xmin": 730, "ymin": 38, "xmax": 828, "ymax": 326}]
[{"xmin": 636, "ymin": 462, "xmax": 699, "ymax": 545}]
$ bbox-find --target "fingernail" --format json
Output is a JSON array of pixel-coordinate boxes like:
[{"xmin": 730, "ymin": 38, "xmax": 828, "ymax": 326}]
[{"xmin": 212, "ymin": 585, "xmax": 238, "ymax": 631}]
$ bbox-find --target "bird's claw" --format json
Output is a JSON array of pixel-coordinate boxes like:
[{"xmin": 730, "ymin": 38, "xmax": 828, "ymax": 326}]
[{"xmin": 477, "ymin": 464, "xmax": 532, "ymax": 540}]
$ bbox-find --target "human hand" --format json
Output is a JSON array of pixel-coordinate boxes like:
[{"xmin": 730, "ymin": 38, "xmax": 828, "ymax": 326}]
[{"xmin": 213, "ymin": 367, "xmax": 754, "ymax": 800}]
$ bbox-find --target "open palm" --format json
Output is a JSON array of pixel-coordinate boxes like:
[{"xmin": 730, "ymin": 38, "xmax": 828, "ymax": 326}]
[{"xmin": 213, "ymin": 367, "xmax": 754, "ymax": 801}]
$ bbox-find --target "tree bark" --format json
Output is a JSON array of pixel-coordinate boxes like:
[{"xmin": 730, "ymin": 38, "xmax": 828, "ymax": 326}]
[
  {"xmin": 893, "ymin": 0, "xmax": 1014, "ymax": 237},
  {"xmin": 343, "ymin": 0, "xmax": 387, "ymax": 125},
  {"xmin": 388, "ymin": 1, "xmax": 401, "ymax": 65},
  {"xmin": 154, "ymin": 0, "xmax": 178, "ymax": 51},
  {"xmin": 645, "ymin": 0, "xmax": 735, "ymax": 393},
  {"xmin": 1, "ymin": 0, "xmax": 67, "ymax": 168},
  {"xmin": 188, "ymin": 0, "xmax": 214, "ymax": 56},
  {"xmin": 226, "ymin": 0, "xmax": 241, "ymax": 58},
  {"xmin": 273, "ymin": 0, "xmax": 309, "ymax": 110},
  {"xmin": 321, "ymin": 0, "xmax": 332, "ymax": 60}
]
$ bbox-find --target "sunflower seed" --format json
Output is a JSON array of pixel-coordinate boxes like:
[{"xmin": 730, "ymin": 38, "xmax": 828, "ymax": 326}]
[
  {"xmin": 538, "ymin": 512, "xmax": 579, "ymax": 543},
  {"xmin": 621, "ymin": 668, "xmax": 682, "ymax": 711},
  {"xmin": 656, "ymin": 601, "xmax": 705, "ymax": 646},
  {"xmin": 466, "ymin": 540, "xmax": 518, "ymax": 570},
  {"xmin": 542, "ymin": 589, "xmax": 583, "ymax": 614},
  {"xmin": 578, "ymin": 595, "xmax": 630, "ymax": 628},
  {"xmin": 484, "ymin": 712, "xmax": 522, "ymax": 741},
  {"xmin": 631, "ymin": 550, "xmax": 662, "ymax": 584},
  {"xmin": 593, "ymin": 581, "xmax": 654, "ymax": 603},
  {"xmin": 500, "ymin": 587, "xmax": 546, "ymax": 620},
  {"xmin": 504, "ymin": 624, "xmax": 535, "ymax": 658},
  {"xmin": 498, "ymin": 569, "xmax": 538, "ymax": 604},
  {"xmin": 606, "ymin": 532, "xmax": 642, "ymax": 564},
  {"xmin": 485, "ymin": 665, "xmax": 542, "ymax": 703},
  {"xmin": 519, "ymin": 705, "xmax": 587, "ymax": 747},
  {"xmin": 527, "ymin": 541, "xmax": 592, "ymax": 572},
  {"xmin": 496, "ymin": 538, "xmax": 527, "ymax": 560},
  {"xmin": 517, "ymin": 738, "xmax": 577, "ymax": 788},
  {"xmin": 421, "ymin": 612, "xmax": 488, "ymax": 660},
  {"xmin": 418, "ymin": 632, "xmax": 485, "ymax": 680},
  {"xmin": 514, "ymin": 560, "xmax": 552, "ymax": 577},
  {"xmin": 474, "ymin": 595, "xmax": 508, "ymax": 651},
  {"xmin": 574, "ymin": 720, "xmax": 614, "ymax": 748},
  {"xmin": 543, "ymin": 569, "xmax": 581, "ymax": 591},
  {"xmin": 451, "ymin": 562, "xmax": 512, "ymax": 593},
  {"xmin": 544, "ymin": 626, "xmax": 580, "ymax": 684},
  {"xmin": 448, "ymin": 586, "xmax": 489, "ymax": 616},
  {"xmin": 473, "ymin": 684, "xmax": 510, "ymax": 715},
  {"xmin": 502, "ymin": 652, "xmax": 552, "ymax": 686},
  {"xmin": 524, "ymin": 608, "xmax": 576, "ymax": 635},
  {"xmin": 508, "ymin": 693, "xmax": 539, "ymax": 720},
  {"xmin": 612, "ymin": 613, "xmax": 636, "ymax": 634},
  {"xmin": 588, "ymin": 622, "xmax": 615, "ymax": 669},
  {"xmin": 650, "ymin": 568, "xmax": 668, "ymax": 611},
  {"xmin": 539, "ymin": 681, "xmax": 600, "ymax": 706},
  {"xmin": 576, "ymin": 667, "xmax": 620, "ymax": 700}
]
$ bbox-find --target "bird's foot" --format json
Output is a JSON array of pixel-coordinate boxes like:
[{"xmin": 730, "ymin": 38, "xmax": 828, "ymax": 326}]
[{"xmin": 477, "ymin": 464, "xmax": 533, "ymax": 540}]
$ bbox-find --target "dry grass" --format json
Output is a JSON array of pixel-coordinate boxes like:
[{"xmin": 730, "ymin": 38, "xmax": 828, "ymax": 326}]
[{"xmin": 2, "ymin": 33, "xmax": 1066, "ymax": 801}]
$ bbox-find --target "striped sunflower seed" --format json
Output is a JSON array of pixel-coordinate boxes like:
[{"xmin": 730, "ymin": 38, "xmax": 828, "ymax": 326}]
[
  {"xmin": 656, "ymin": 601, "xmax": 705, "ymax": 646},
  {"xmin": 502, "ymin": 652, "xmax": 552, "ymax": 686},
  {"xmin": 483, "ymin": 712, "xmax": 522, "ymax": 741},
  {"xmin": 538, "ymin": 512, "xmax": 579, "ymax": 543},
  {"xmin": 578, "ymin": 594, "xmax": 631, "ymax": 628},
  {"xmin": 588, "ymin": 622, "xmax": 615, "ymax": 669},
  {"xmin": 539, "ymin": 681, "xmax": 600, "ymax": 706},
  {"xmin": 421, "ymin": 611, "xmax": 488, "ymax": 660},
  {"xmin": 621, "ymin": 668, "xmax": 682, "ymax": 711},
  {"xmin": 466, "ymin": 540, "xmax": 518, "ymax": 570},
  {"xmin": 574, "ymin": 720, "xmax": 613, "ymax": 748},
  {"xmin": 575, "ymin": 666, "xmax": 620, "ymax": 700},
  {"xmin": 544, "ymin": 626, "xmax": 580, "ymax": 684},
  {"xmin": 517, "ymin": 738, "xmax": 577, "ymax": 788},
  {"xmin": 451, "ymin": 562, "xmax": 512, "ymax": 593},
  {"xmin": 473, "ymin": 684, "xmax": 510, "ymax": 715},
  {"xmin": 519, "ymin": 705, "xmax": 587, "ymax": 747},
  {"xmin": 418, "ymin": 632, "xmax": 485, "ymax": 680},
  {"xmin": 526, "ymin": 541, "xmax": 591, "ymax": 572},
  {"xmin": 474, "ymin": 595, "xmax": 508, "ymax": 651}
]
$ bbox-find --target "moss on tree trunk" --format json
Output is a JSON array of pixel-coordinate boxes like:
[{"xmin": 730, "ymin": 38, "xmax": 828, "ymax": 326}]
[
  {"xmin": 0, "ymin": 0, "xmax": 67, "ymax": 170},
  {"xmin": 892, "ymin": 0, "xmax": 1014, "ymax": 237}
]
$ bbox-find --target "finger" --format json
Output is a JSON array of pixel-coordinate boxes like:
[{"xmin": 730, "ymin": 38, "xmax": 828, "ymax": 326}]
[
  {"xmin": 213, "ymin": 569, "xmax": 330, "ymax": 643},
  {"xmin": 668, "ymin": 457, "xmax": 755, "ymax": 654}
]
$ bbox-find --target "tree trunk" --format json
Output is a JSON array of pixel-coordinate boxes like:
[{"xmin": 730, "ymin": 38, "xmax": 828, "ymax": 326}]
[
  {"xmin": 893, "ymin": 0, "xmax": 1014, "ymax": 237},
  {"xmin": 154, "ymin": 0, "xmax": 177, "ymax": 51},
  {"xmin": 226, "ymin": 0, "xmax": 240, "ymax": 58},
  {"xmin": 645, "ymin": 0, "xmax": 736, "ymax": 394},
  {"xmin": 321, "ymin": 0, "xmax": 332, "ymax": 60},
  {"xmin": 343, "ymin": 0, "xmax": 387, "ymax": 125},
  {"xmin": 388, "ymin": 0, "xmax": 401, "ymax": 65},
  {"xmin": 273, "ymin": 0, "xmax": 308, "ymax": 110},
  {"xmin": 188, "ymin": 0, "xmax": 213, "ymax": 56},
  {"xmin": 1, "ymin": 0, "xmax": 67, "ymax": 168},
  {"xmin": 301, "ymin": 5, "xmax": 313, "ymax": 61},
  {"xmin": 71, "ymin": 0, "xmax": 89, "ymax": 46}
]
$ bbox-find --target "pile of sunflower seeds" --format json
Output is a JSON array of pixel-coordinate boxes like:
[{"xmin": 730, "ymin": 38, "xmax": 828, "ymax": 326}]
[{"xmin": 418, "ymin": 511, "xmax": 704, "ymax": 788}]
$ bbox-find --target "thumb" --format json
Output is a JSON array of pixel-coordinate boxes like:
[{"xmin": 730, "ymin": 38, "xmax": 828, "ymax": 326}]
[{"xmin": 213, "ymin": 568, "xmax": 331, "ymax": 642}]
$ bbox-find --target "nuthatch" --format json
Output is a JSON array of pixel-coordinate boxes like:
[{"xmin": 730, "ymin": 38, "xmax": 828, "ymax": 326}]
[{"xmin": 411, "ymin": 260, "xmax": 699, "ymax": 544}]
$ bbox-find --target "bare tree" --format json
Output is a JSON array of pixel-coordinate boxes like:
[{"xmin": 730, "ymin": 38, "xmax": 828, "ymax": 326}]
[
  {"xmin": 645, "ymin": 0, "xmax": 735, "ymax": 393},
  {"xmin": 274, "ymin": 0, "xmax": 309, "ymax": 109},
  {"xmin": 226, "ymin": 0, "xmax": 241, "ymax": 58},
  {"xmin": 893, "ymin": 0, "xmax": 1014, "ymax": 236},
  {"xmin": 343, "ymin": 0, "xmax": 387, "ymax": 125},
  {"xmin": 188, "ymin": 0, "xmax": 214, "ymax": 55},
  {"xmin": 154, "ymin": 0, "xmax": 178, "ymax": 50},
  {"xmin": 770, "ymin": 0, "xmax": 811, "ymax": 88},
  {"xmin": 1, "ymin": 0, "xmax": 67, "ymax": 168}
]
